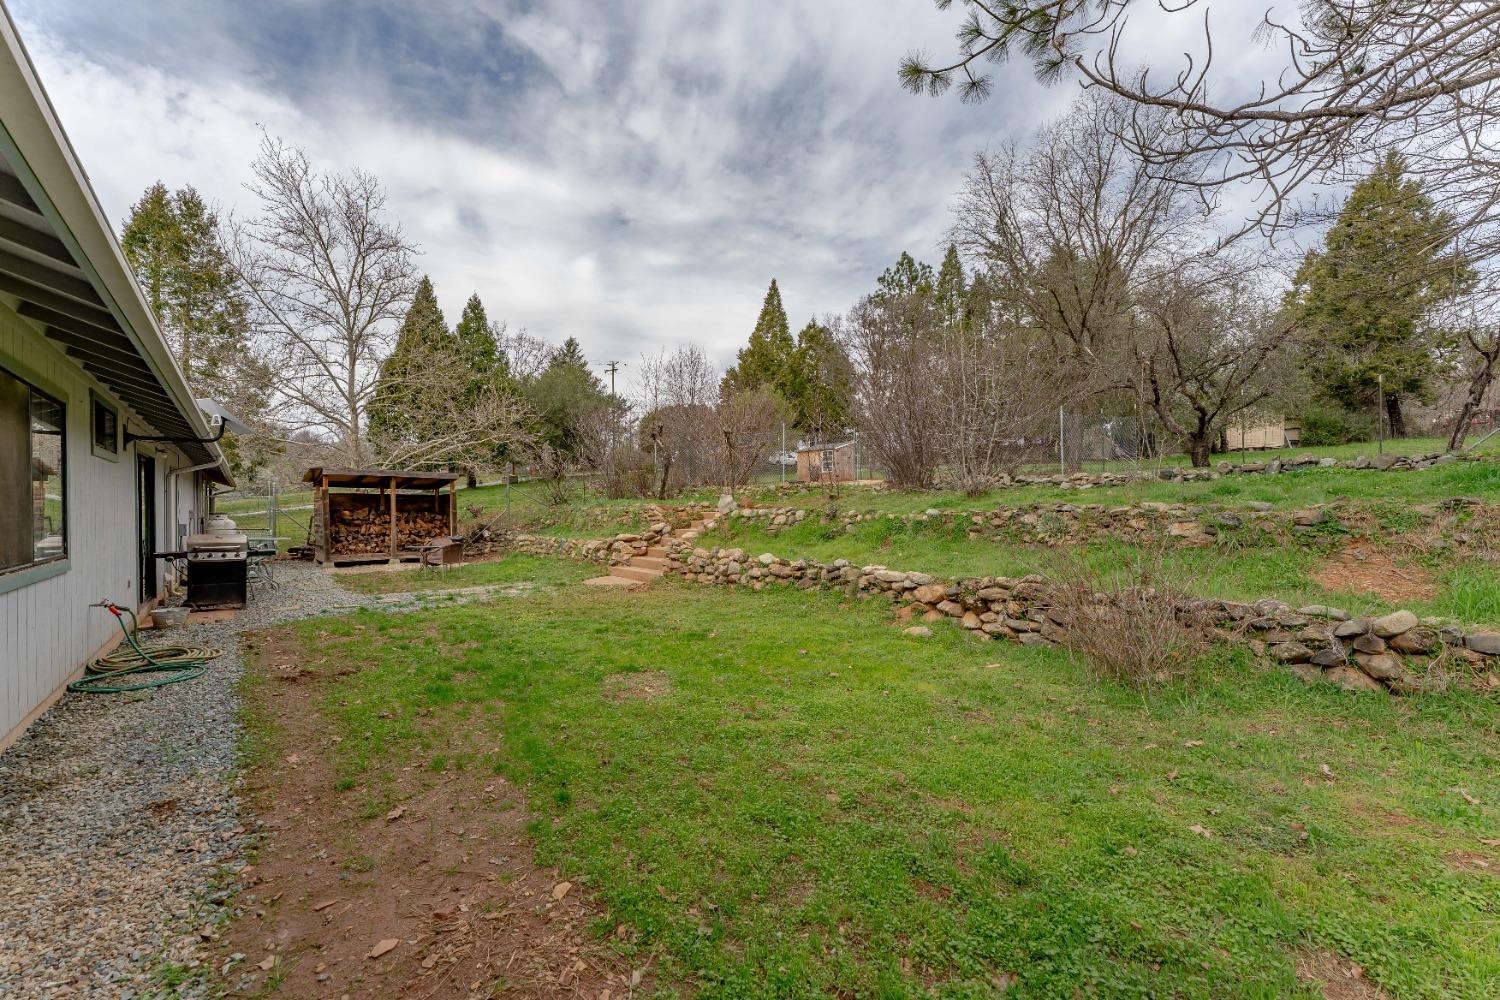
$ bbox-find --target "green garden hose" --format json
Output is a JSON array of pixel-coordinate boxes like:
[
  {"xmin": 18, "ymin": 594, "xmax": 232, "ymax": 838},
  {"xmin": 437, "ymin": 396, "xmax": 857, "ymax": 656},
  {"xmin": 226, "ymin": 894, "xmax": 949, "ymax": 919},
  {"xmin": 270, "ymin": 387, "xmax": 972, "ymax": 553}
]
[{"xmin": 67, "ymin": 601, "xmax": 223, "ymax": 694}]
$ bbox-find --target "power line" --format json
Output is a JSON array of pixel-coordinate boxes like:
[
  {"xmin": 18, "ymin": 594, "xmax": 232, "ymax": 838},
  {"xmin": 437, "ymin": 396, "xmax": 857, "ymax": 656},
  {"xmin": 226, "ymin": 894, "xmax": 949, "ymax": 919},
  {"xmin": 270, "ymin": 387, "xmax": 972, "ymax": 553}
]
[{"xmin": 602, "ymin": 361, "xmax": 623, "ymax": 396}]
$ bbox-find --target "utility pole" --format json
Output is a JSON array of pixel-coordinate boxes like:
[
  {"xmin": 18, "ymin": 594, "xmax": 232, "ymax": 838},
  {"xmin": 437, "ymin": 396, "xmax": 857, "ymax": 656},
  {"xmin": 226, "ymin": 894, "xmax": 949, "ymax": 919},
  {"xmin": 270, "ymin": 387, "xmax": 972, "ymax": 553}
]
[
  {"xmin": 780, "ymin": 422, "xmax": 786, "ymax": 485},
  {"xmin": 1058, "ymin": 406, "xmax": 1066, "ymax": 476},
  {"xmin": 602, "ymin": 361, "xmax": 622, "ymax": 396}
]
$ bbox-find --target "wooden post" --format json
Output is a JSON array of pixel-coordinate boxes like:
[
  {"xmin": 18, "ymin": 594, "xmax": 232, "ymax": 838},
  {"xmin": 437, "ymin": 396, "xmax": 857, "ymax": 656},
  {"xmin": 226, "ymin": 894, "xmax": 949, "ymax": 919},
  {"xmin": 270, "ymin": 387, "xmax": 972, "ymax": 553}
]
[
  {"xmin": 448, "ymin": 479, "xmax": 456, "ymax": 535},
  {"xmin": 388, "ymin": 480, "xmax": 397, "ymax": 562}
]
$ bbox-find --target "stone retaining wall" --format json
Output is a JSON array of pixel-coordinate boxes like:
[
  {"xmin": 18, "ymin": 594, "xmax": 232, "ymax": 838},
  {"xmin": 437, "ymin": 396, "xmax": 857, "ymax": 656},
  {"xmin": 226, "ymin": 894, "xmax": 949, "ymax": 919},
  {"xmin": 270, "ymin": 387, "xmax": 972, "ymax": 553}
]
[
  {"xmin": 513, "ymin": 521, "xmax": 678, "ymax": 567},
  {"xmin": 661, "ymin": 537, "xmax": 1500, "ymax": 694}
]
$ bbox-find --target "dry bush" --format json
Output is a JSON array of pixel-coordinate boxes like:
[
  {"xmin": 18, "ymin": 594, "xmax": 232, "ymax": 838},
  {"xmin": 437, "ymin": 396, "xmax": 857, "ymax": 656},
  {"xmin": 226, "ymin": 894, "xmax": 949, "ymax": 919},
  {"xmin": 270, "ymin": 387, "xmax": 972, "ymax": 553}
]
[{"xmin": 1044, "ymin": 546, "xmax": 1206, "ymax": 688}]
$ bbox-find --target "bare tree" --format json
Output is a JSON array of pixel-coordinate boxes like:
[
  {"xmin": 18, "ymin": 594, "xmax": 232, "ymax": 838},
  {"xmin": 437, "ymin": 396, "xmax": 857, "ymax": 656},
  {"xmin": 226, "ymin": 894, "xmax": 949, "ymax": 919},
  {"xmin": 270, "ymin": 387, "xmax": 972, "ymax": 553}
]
[
  {"xmin": 937, "ymin": 315, "xmax": 1069, "ymax": 493},
  {"xmin": 950, "ymin": 94, "xmax": 1209, "ymax": 379},
  {"xmin": 906, "ymin": 2, "xmax": 1500, "ymax": 254},
  {"xmin": 839, "ymin": 293, "xmax": 948, "ymax": 489},
  {"xmin": 229, "ymin": 135, "xmax": 418, "ymax": 465},
  {"xmin": 1442, "ymin": 289, "xmax": 1500, "ymax": 449},
  {"xmin": 497, "ymin": 324, "xmax": 552, "ymax": 383},
  {"xmin": 635, "ymin": 345, "xmax": 724, "ymax": 495},
  {"xmin": 716, "ymin": 387, "xmax": 788, "ymax": 490},
  {"xmin": 1132, "ymin": 264, "xmax": 1298, "ymax": 466}
]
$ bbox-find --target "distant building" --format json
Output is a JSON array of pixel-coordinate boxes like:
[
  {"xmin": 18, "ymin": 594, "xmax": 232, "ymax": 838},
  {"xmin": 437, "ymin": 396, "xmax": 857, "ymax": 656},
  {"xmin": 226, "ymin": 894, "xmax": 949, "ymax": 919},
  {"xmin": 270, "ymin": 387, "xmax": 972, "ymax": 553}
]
[
  {"xmin": 1223, "ymin": 416, "xmax": 1302, "ymax": 451},
  {"xmin": 796, "ymin": 440, "xmax": 855, "ymax": 482}
]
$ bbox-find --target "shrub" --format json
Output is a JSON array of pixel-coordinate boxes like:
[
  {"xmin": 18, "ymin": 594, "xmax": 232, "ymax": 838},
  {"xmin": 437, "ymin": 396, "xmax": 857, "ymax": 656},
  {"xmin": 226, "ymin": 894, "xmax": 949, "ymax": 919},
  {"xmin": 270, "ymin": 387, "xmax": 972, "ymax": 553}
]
[
  {"xmin": 1045, "ymin": 546, "xmax": 1206, "ymax": 688},
  {"xmin": 1295, "ymin": 404, "xmax": 1375, "ymax": 446}
]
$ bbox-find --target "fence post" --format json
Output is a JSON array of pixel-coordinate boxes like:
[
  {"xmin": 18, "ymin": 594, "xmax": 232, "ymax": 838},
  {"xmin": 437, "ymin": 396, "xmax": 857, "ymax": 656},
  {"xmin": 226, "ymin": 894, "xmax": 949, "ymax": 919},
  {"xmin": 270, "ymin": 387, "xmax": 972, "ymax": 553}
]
[{"xmin": 1058, "ymin": 406, "xmax": 1065, "ymax": 476}]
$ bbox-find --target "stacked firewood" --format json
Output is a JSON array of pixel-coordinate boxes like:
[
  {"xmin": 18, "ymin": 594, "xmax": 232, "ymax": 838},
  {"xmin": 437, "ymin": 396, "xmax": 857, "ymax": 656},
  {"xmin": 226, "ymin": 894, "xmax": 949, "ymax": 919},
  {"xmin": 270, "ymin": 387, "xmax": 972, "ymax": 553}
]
[{"xmin": 328, "ymin": 507, "xmax": 449, "ymax": 554}]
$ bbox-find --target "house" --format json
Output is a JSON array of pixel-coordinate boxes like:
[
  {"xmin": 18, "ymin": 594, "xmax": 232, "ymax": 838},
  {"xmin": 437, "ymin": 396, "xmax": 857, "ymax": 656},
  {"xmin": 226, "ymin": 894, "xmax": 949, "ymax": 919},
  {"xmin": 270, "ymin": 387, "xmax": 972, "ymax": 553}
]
[
  {"xmin": 1222, "ymin": 416, "xmax": 1302, "ymax": 451},
  {"xmin": 795, "ymin": 440, "xmax": 856, "ymax": 483},
  {"xmin": 1, "ymin": 8, "xmax": 233, "ymax": 750}
]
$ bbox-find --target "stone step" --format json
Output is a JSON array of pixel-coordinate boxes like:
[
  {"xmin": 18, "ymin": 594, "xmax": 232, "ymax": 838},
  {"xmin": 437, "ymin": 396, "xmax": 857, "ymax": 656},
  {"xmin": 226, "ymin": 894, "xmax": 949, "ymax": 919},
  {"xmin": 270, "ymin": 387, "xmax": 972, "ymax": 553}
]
[
  {"xmin": 583, "ymin": 575, "xmax": 641, "ymax": 589},
  {"xmin": 610, "ymin": 565, "xmax": 662, "ymax": 583},
  {"xmin": 646, "ymin": 545, "xmax": 669, "ymax": 558},
  {"xmin": 630, "ymin": 555, "xmax": 668, "ymax": 571}
]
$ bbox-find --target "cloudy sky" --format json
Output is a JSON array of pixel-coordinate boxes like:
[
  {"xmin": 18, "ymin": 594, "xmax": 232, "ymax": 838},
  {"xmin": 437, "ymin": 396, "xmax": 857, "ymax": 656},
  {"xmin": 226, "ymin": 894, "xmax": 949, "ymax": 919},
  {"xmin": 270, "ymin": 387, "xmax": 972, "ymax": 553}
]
[{"xmin": 9, "ymin": 1, "xmax": 1277, "ymax": 394}]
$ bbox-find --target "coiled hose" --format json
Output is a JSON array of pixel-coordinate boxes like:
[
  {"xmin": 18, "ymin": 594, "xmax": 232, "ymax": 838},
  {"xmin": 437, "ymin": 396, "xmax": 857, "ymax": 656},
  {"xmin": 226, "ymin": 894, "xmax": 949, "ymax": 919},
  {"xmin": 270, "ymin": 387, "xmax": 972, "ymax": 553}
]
[{"xmin": 68, "ymin": 601, "xmax": 223, "ymax": 694}]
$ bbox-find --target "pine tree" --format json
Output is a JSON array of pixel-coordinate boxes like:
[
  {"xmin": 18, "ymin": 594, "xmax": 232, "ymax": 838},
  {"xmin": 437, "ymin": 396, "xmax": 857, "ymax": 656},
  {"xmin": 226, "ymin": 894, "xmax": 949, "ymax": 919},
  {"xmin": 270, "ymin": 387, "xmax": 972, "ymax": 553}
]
[
  {"xmin": 1290, "ymin": 153, "xmax": 1470, "ymax": 436},
  {"xmin": 525, "ymin": 337, "xmax": 610, "ymax": 461},
  {"xmin": 786, "ymin": 320, "xmax": 853, "ymax": 438},
  {"xmin": 722, "ymin": 279, "xmax": 795, "ymax": 396},
  {"xmin": 934, "ymin": 245, "xmax": 967, "ymax": 327},
  {"xmin": 122, "ymin": 182, "xmax": 271, "ymax": 477},
  {"xmin": 876, "ymin": 252, "xmax": 935, "ymax": 302},
  {"xmin": 367, "ymin": 276, "xmax": 449, "ymax": 450}
]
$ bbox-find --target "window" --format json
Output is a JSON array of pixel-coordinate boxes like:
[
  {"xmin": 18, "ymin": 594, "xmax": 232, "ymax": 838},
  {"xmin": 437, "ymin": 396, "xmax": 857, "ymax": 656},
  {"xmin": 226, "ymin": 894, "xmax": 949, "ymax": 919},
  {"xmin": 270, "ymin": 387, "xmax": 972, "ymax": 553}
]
[
  {"xmin": 92, "ymin": 394, "xmax": 118, "ymax": 456},
  {"xmin": 820, "ymin": 449, "xmax": 835, "ymax": 474},
  {"xmin": 1, "ymin": 367, "xmax": 67, "ymax": 572}
]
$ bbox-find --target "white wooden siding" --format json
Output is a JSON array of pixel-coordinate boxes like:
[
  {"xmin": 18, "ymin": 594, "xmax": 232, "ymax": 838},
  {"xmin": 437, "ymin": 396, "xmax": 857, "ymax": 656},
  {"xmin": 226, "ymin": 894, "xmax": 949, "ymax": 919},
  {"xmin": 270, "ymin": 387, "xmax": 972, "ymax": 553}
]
[{"xmin": 0, "ymin": 300, "xmax": 202, "ymax": 743}]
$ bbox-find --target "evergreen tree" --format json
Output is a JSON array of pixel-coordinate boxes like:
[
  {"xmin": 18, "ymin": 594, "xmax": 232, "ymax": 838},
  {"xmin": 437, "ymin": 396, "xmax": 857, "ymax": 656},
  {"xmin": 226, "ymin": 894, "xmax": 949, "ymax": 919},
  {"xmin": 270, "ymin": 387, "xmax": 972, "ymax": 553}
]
[
  {"xmin": 721, "ymin": 278, "xmax": 795, "ymax": 396},
  {"xmin": 876, "ymin": 252, "xmax": 936, "ymax": 302},
  {"xmin": 525, "ymin": 337, "xmax": 610, "ymax": 461},
  {"xmin": 122, "ymin": 181, "xmax": 271, "ymax": 477},
  {"xmin": 1290, "ymin": 153, "xmax": 1470, "ymax": 436},
  {"xmin": 454, "ymin": 292, "xmax": 506, "ymax": 378},
  {"xmin": 786, "ymin": 320, "xmax": 853, "ymax": 438},
  {"xmin": 934, "ymin": 244, "xmax": 968, "ymax": 327},
  {"xmin": 367, "ymin": 276, "xmax": 449, "ymax": 451}
]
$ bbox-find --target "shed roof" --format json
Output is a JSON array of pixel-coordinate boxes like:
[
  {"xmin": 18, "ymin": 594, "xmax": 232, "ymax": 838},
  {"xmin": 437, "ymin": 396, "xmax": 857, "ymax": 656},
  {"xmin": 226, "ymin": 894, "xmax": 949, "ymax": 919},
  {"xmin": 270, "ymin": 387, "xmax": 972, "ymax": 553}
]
[
  {"xmin": 303, "ymin": 467, "xmax": 461, "ymax": 490},
  {"xmin": 797, "ymin": 440, "xmax": 854, "ymax": 452}
]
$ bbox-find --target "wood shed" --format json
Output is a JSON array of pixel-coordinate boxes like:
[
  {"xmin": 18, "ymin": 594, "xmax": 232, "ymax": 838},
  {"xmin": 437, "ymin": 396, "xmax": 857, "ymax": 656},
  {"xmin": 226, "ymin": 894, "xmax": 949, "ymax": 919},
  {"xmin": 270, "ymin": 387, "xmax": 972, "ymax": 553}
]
[{"xmin": 303, "ymin": 467, "xmax": 458, "ymax": 566}]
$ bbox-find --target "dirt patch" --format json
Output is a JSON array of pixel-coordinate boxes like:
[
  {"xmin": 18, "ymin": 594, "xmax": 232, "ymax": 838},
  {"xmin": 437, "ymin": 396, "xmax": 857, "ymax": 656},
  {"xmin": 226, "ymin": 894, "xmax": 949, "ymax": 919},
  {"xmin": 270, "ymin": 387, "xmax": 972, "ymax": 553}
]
[
  {"xmin": 1311, "ymin": 545, "xmax": 1438, "ymax": 603},
  {"xmin": 1444, "ymin": 850, "xmax": 1498, "ymax": 875},
  {"xmin": 601, "ymin": 670, "xmax": 672, "ymax": 702},
  {"xmin": 1295, "ymin": 948, "xmax": 1393, "ymax": 1000},
  {"xmin": 218, "ymin": 629, "xmax": 652, "ymax": 997}
]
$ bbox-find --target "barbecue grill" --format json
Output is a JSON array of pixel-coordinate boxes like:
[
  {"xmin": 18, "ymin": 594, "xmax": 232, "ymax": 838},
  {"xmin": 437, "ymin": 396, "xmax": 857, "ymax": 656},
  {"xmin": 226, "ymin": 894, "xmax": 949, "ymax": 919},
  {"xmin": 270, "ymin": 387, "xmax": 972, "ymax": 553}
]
[{"xmin": 185, "ymin": 514, "xmax": 247, "ymax": 609}]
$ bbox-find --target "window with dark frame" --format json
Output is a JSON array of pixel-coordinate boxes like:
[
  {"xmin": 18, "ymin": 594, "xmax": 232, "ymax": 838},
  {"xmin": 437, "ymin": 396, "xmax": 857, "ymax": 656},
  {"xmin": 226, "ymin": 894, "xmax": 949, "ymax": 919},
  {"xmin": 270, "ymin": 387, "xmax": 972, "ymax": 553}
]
[
  {"xmin": 92, "ymin": 394, "xmax": 117, "ymax": 454},
  {"xmin": 1, "ymin": 366, "xmax": 68, "ymax": 573}
]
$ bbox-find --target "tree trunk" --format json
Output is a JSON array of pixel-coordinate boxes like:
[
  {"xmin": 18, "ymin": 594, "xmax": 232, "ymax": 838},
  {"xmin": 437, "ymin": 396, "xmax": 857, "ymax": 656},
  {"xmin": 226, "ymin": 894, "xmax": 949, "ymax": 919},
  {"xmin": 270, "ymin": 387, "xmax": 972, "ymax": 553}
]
[
  {"xmin": 1385, "ymin": 393, "xmax": 1407, "ymax": 439},
  {"xmin": 1188, "ymin": 435, "xmax": 1212, "ymax": 468},
  {"xmin": 465, "ymin": 466, "xmax": 478, "ymax": 489},
  {"xmin": 1447, "ymin": 348, "xmax": 1499, "ymax": 452}
]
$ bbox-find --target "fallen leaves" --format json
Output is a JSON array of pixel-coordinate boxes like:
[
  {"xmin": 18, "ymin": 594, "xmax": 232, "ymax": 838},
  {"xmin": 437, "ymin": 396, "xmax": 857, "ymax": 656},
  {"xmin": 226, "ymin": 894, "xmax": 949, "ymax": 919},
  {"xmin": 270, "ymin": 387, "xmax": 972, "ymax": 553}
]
[
  {"xmin": 385, "ymin": 804, "xmax": 407, "ymax": 822},
  {"xmin": 552, "ymin": 881, "xmax": 573, "ymax": 901},
  {"xmin": 1188, "ymin": 824, "xmax": 1215, "ymax": 839}
]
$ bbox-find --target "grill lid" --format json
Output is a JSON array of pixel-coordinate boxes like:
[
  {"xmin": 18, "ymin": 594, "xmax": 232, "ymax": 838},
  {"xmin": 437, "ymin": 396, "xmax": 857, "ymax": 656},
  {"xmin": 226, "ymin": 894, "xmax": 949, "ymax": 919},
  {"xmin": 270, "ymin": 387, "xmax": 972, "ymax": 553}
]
[{"xmin": 186, "ymin": 531, "xmax": 248, "ymax": 551}]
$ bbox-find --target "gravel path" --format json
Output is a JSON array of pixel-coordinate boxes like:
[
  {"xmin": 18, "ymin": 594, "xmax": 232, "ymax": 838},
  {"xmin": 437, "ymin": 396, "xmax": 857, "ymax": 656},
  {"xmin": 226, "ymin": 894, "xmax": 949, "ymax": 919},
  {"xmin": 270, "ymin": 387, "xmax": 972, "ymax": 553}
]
[{"xmin": 0, "ymin": 564, "xmax": 374, "ymax": 998}]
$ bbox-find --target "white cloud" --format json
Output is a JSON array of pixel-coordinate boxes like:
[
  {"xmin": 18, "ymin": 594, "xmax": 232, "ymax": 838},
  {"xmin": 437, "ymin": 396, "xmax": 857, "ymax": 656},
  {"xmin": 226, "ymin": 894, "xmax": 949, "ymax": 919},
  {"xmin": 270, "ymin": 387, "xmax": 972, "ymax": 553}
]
[{"xmin": 11, "ymin": 0, "xmax": 1294, "ymax": 393}]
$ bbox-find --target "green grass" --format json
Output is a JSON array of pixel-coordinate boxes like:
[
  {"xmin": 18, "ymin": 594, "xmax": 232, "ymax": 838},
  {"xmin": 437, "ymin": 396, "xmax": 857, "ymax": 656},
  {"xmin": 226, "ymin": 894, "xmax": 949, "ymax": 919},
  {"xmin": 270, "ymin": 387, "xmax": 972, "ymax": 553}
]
[
  {"xmin": 758, "ymin": 460, "xmax": 1500, "ymax": 518},
  {"xmin": 333, "ymin": 552, "xmax": 596, "ymax": 594},
  {"xmin": 277, "ymin": 583, "xmax": 1500, "ymax": 999}
]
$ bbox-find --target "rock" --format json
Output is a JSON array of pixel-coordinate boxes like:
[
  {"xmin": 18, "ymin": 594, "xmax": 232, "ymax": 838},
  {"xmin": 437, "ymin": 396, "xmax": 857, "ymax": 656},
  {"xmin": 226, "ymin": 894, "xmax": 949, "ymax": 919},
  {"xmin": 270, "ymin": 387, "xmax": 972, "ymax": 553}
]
[
  {"xmin": 1354, "ymin": 651, "xmax": 1404, "ymax": 680},
  {"xmin": 1372, "ymin": 610, "xmax": 1418, "ymax": 638},
  {"xmin": 1246, "ymin": 501, "xmax": 1274, "ymax": 512},
  {"xmin": 1372, "ymin": 453, "xmax": 1398, "ymax": 470},
  {"xmin": 1351, "ymin": 633, "xmax": 1387, "ymax": 654},
  {"xmin": 717, "ymin": 494, "xmax": 737, "ymax": 515},
  {"xmin": 368, "ymin": 938, "xmax": 399, "ymax": 959},
  {"xmin": 1289, "ymin": 663, "xmax": 1323, "ymax": 684},
  {"xmin": 912, "ymin": 583, "xmax": 947, "ymax": 605},
  {"xmin": 1017, "ymin": 632, "xmax": 1051, "ymax": 647},
  {"xmin": 1292, "ymin": 509, "xmax": 1326, "ymax": 526},
  {"xmin": 1389, "ymin": 628, "xmax": 1438, "ymax": 655},
  {"xmin": 1299, "ymin": 605, "xmax": 1351, "ymax": 621},
  {"xmin": 1166, "ymin": 521, "xmax": 1205, "ymax": 538},
  {"xmin": 936, "ymin": 600, "xmax": 964, "ymax": 617},
  {"xmin": 874, "ymin": 569, "xmax": 907, "ymax": 584},
  {"xmin": 961, "ymin": 611, "xmax": 982, "ymax": 630},
  {"xmin": 1325, "ymin": 666, "xmax": 1385, "ymax": 692},
  {"xmin": 1310, "ymin": 647, "xmax": 1346, "ymax": 667},
  {"xmin": 1464, "ymin": 633, "xmax": 1500, "ymax": 656},
  {"xmin": 758, "ymin": 552, "xmax": 777, "ymax": 565},
  {"xmin": 1270, "ymin": 642, "xmax": 1312, "ymax": 663},
  {"xmin": 902, "ymin": 626, "xmax": 932, "ymax": 638},
  {"xmin": 1333, "ymin": 619, "xmax": 1370, "ymax": 639}
]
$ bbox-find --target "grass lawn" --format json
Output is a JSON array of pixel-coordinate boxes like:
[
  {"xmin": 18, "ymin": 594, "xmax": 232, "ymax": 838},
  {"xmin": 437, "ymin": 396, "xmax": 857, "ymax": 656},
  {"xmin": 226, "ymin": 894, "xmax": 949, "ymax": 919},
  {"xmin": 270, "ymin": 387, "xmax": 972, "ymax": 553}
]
[
  {"xmin": 752, "ymin": 460, "xmax": 1500, "ymax": 518},
  {"xmin": 278, "ymin": 581, "xmax": 1500, "ymax": 998},
  {"xmin": 333, "ymin": 552, "xmax": 595, "ymax": 594}
]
